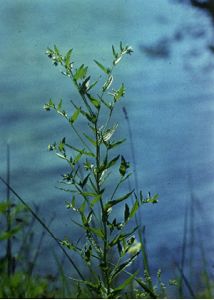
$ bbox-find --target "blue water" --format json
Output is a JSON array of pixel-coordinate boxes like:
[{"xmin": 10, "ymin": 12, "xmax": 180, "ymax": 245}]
[{"xmin": 1, "ymin": 0, "xmax": 214, "ymax": 288}]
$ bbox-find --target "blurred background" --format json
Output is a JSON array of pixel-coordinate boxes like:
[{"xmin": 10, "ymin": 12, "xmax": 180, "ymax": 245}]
[{"xmin": 0, "ymin": 0, "xmax": 214, "ymax": 293}]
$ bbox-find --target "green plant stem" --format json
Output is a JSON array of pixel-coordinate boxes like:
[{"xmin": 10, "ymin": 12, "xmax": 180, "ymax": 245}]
[
  {"xmin": 175, "ymin": 261, "xmax": 196, "ymax": 299},
  {"xmin": 6, "ymin": 144, "xmax": 12, "ymax": 277},
  {"xmin": 94, "ymin": 116, "xmax": 110, "ymax": 295}
]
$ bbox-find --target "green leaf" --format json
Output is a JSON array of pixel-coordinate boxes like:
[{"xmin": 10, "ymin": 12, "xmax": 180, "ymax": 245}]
[
  {"xmin": 85, "ymin": 112, "xmax": 97, "ymax": 123},
  {"xmin": 124, "ymin": 203, "xmax": 130, "ymax": 223},
  {"xmin": 106, "ymin": 154, "xmax": 120, "ymax": 169},
  {"xmin": 99, "ymin": 97, "xmax": 112, "ymax": 109},
  {"xmin": 73, "ymin": 64, "xmax": 88, "ymax": 81},
  {"xmin": 79, "ymin": 76, "xmax": 91, "ymax": 94},
  {"xmin": 83, "ymin": 133, "xmax": 96, "ymax": 146},
  {"xmin": 109, "ymin": 226, "xmax": 138, "ymax": 248},
  {"xmin": 43, "ymin": 98, "xmax": 55, "ymax": 111},
  {"xmin": 112, "ymin": 45, "xmax": 117, "ymax": 58},
  {"xmin": 84, "ymin": 245, "xmax": 92, "ymax": 262},
  {"xmin": 108, "ymin": 138, "xmax": 126, "ymax": 150},
  {"xmin": 94, "ymin": 60, "xmax": 110, "ymax": 75},
  {"xmin": 102, "ymin": 75, "xmax": 113, "ymax": 92},
  {"xmin": 147, "ymin": 193, "xmax": 159, "ymax": 204},
  {"xmin": 87, "ymin": 94, "xmax": 100, "ymax": 109},
  {"xmin": 58, "ymin": 138, "xmax": 65, "ymax": 152},
  {"xmin": 117, "ymin": 240, "xmax": 123, "ymax": 255},
  {"xmin": 79, "ymin": 174, "xmax": 90, "ymax": 188},
  {"xmin": 57, "ymin": 99, "xmax": 63, "ymax": 111},
  {"xmin": 105, "ymin": 189, "xmax": 134, "ymax": 210},
  {"xmin": 140, "ymin": 191, "xmax": 159, "ymax": 204},
  {"xmin": 90, "ymin": 194, "xmax": 102, "ymax": 208},
  {"xmin": 73, "ymin": 152, "xmax": 82, "ymax": 164},
  {"xmin": 87, "ymin": 227, "xmax": 104, "ymax": 238},
  {"xmin": 66, "ymin": 196, "xmax": 77, "ymax": 211},
  {"xmin": 69, "ymin": 107, "xmax": 81, "ymax": 124},
  {"xmin": 81, "ymin": 191, "xmax": 97, "ymax": 197},
  {"xmin": 129, "ymin": 199, "xmax": 139, "ymax": 220},
  {"xmin": 54, "ymin": 44, "xmax": 60, "ymax": 55},
  {"xmin": 64, "ymin": 49, "xmax": 72, "ymax": 67},
  {"xmin": 114, "ymin": 83, "xmax": 125, "ymax": 101},
  {"xmin": 79, "ymin": 201, "xmax": 86, "ymax": 214},
  {"xmin": 110, "ymin": 252, "xmax": 139, "ymax": 282},
  {"xmin": 119, "ymin": 156, "xmax": 130, "ymax": 176},
  {"xmin": 110, "ymin": 271, "xmax": 138, "ymax": 297},
  {"xmin": 87, "ymin": 80, "xmax": 99, "ymax": 91},
  {"xmin": 65, "ymin": 144, "xmax": 95, "ymax": 158},
  {"xmin": 120, "ymin": 41, "xmax": 123, "ymax": 52}
]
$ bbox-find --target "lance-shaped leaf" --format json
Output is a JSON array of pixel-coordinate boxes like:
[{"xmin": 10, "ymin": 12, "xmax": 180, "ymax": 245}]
[
  {"xmin": 102, "ymin": 75, "xmax": 113, "ymax": 92},
  {"xmin": 81, "ymin": 191, "xmax": 97, "ymax": 197},
  {"xmin": 87, "ymin": 94, "xmax": 100, "ymax": 109},
  {"xmin": 65, "ymin": 144, "xmax": 95, "ymax": 158},
  {"xmin": 79, "ymin": 76, "xmax": 91, "ymax": 94},
  {"xmin": 90, "ymin": 194, "xmax": 102, "ymax": 208},
  {"xmin": 79, "ymin": 174, "xmax": 90, "ymax": 189},
  {"xmin": 69, "ymin": 107, "xmax": 81, "ymax": 124},
  {"xmin": 110, "ymin": 252, "xmax": 139, "ymax": 282},
  {"xmin": 83, "ymin": 245, "xmax": 92, "ymax": 263},
  {"xmin": 73, "ymin": 64, "xmax": 88, "ymax": 81},
  {"xmin": 87, "ymin": 79, "xmax": 99, "ymax": 91},
  {"xmin": 57, "ymin": 99, "xmax": 63, "ymax": 111},
  {"xmin": 112, "ymin": 45, "xmax": 117, "ymax": 58},
  {"xmin": 73, "ymin": 152, "xmax": 83, "ymax": 165},
  {"xmin": 54, "ymin": 44, "xmax": 60, "ymax": 55},
  {"xmin": 107, "ymin": 218, "xmax": 123, "ymax": 234},
  {"xmin": 79, "ymin": 201, "xmax": 87, "ymax": 215},
  {"xmin": 105, "ymin": 189, "xmax": 134, "ymax": 211},
  {"xmin": 64, "ymin": 49, "xmax": 72, "ymax": 68},
  {"xmin": 94, "ymin": 60, "xmax": 110, "ymax": 75},
  {"xmin": 124, "ymin": 203, "xmax": 130, "ymax": 223},
  {"xmin": 106, "ymin": 154, "xmax": 120, "ymax": 169},
  {"xmin": 43, "ymin": 98, "xmax": 55, "ymax": 111},
  {"xmin": 66, "ymin": 196, "xmax": 78, "ymax": 211},
  {"xmin": 108, "ymin": 226, "xmax": 138, "ymax": 248},
  {"xmin": 83, "ymin": 133, "xmax": 96, "ymax": 146},
  {"xmin": 107, "ymin": 138, "xmax": 126, "ymax": 150},
  {"xmin": 110, "ymin": 271, "xmax": 138, "ymax": 297},
  {"xmin": 129, "ymin": 199, "xmax": 139, "ymax": 220},
  {"xmin": 113, "ymin": 83, "xmax": 125, "ymax": 102},
  {"xmin": 119, "ymin": 156, "xmax": 130, "ymax": 176},
  {"xmin": 139, "ymin": 191, "xmax": 159, "ymax": 204},
  {"xmin": 87, "ymin": 227, "xmax": 104, "ymax": 239}
]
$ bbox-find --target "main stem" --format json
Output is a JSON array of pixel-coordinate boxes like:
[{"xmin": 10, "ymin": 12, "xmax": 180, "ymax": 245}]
[{"xmin": 94, "ymin": 116, "xmax": 110, "ymax": 295}]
